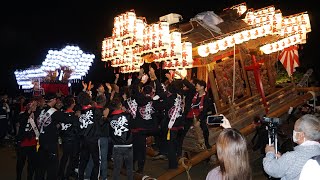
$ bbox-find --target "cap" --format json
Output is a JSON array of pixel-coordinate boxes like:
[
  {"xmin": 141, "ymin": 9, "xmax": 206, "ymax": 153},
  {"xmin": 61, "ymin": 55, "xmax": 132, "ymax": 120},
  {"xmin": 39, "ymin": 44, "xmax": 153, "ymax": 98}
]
[
  {"xmin": 142, "ymin": 85, "xmax": 153, "ymax": 95},
  {"xmin": 44, "ymin": 93, "xmax": 57, "ymax": 102}
]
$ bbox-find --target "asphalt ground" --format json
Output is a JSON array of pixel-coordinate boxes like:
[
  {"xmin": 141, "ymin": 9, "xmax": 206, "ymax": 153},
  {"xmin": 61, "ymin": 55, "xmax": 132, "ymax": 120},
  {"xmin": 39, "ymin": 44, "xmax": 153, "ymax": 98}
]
[{"xmin": 0, "ymin": 136, "xmax": 268, "ymax": 180}]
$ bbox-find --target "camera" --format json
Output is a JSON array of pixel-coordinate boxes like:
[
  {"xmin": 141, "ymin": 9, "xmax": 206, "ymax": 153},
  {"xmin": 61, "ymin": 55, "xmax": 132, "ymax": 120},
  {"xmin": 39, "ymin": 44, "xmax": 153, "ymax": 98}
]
[
  {"xmin": 262, "ymin": 117, "xmax": 281, "ymax": 125},
  {"xmin": 262, "ymin": 116, "xmax": 281, "ymax": 147},
  {"xmin": 207, "ymin": 115, "xmax": 223, "ymax": 125}
]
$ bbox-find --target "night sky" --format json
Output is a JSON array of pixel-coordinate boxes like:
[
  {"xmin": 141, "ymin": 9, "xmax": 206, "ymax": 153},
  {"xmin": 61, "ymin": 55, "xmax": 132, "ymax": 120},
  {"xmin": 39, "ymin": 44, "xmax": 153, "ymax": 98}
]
[{"xmin": 1, "ymin": 0, "xmax": 318, "ymax": 96}]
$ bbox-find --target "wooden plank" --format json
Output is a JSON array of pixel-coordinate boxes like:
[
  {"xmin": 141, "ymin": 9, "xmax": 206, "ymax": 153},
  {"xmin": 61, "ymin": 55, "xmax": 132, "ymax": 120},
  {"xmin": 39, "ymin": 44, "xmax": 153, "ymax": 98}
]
[{"xmin": 207, "ymin": 66, "xmax": 221, "ymax": 112}]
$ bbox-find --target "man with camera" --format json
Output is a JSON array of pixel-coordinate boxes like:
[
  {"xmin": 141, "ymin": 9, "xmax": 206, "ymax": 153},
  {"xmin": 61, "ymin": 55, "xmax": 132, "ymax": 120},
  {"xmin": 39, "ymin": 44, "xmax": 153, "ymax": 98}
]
[{"xmin": 263, "ymin": 114, "xmax": 320, "ymax": 180}]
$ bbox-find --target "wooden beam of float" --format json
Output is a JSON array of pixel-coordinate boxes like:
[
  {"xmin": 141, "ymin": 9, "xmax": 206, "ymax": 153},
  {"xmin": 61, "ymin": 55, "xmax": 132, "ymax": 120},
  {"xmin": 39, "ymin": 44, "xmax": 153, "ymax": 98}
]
[
  {"xmin": 192, "ymin": 49, "xmax": 240, "ymax": 112},
  {"xmin": 266, "ymin": 91, "xmax": 313, "ymax": 117},
  {"xmin": 151, "ymin": 91, "xmax": 314, "ymax": 180},
  {"xmin": 296, "ymin": 87, "xmax": 320, "ymax": 92},
  {"xmin": 192, "ymin": 47, "xmax": 240, "ymax": 65}
]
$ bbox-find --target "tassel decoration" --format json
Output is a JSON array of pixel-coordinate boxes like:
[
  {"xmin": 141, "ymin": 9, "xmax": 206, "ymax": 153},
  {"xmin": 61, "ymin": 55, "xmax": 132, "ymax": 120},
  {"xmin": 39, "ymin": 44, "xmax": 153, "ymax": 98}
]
[
  {"xmin": 167, "ymin": 129, "xmax": 171, "ymax": 140},
  {"xmin": 36, "ymin": 141, "xmax": 40, "ymax": 152}
]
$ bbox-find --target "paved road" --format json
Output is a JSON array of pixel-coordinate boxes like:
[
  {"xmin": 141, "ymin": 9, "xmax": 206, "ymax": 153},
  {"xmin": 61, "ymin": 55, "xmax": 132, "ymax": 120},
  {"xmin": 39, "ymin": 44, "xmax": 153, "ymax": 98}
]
[{"xmin": 0, "ymin": 138, "xmax": 268, "ymax": 180}]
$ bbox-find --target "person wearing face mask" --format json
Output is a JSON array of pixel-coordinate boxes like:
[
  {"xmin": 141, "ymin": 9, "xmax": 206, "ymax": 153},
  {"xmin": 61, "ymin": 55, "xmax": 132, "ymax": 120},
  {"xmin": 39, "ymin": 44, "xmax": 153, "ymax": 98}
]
[{"xmin": 263, "ymin": 114, "xmax": 320, "ymax": 180}]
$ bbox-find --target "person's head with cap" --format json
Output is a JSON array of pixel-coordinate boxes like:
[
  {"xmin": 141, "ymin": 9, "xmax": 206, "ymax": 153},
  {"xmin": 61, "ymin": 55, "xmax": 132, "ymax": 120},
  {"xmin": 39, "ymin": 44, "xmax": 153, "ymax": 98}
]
[
  {"xmin": 77, "ymin": 91, "xmax": 92, "ymax": 107},
  {"xmin": 142, "ymin": 84, "xmax": 154, "ymax": 97},
  {"xmin": 167, "ymin": 80, "xmax": 183, "ymax": 95},
  {"xmin": 44, "ymin": 93, "xmax": 57, "ymax": 107}
]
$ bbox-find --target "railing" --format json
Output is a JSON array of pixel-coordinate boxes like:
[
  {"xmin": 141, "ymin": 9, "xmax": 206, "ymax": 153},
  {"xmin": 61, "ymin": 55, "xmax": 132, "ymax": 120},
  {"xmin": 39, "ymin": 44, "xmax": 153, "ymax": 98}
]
[{"xmin": 296, "ymin": 68, "xmax": 313, "ymax": 87}]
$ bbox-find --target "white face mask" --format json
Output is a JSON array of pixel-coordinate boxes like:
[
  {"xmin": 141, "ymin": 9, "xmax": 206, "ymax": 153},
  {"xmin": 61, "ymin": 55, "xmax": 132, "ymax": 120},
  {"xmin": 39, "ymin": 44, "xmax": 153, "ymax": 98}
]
[{"xmin": 293, "ymin": 130, "xmax": 300, "ymax": 143}]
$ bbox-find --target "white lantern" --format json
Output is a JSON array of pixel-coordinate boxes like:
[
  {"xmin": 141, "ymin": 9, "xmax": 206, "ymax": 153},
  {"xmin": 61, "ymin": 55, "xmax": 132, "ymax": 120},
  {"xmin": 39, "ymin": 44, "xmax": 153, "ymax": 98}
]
[
  {"xmin": 151, "ymin": 23, "xmax": 160, "ymax": 53},
  {"xmin": 208, "ymin": 42, "xmax": 218, "ymax": 54},
  {"xmin": 181, "ymin": 42, "xmax": 193, "ymax": 68},
  {"xmin": 234, "ymin": 32, "xmax": 244, "ymax": 44},
  {"xmin": 218, "ymin": 39, "xmax": 228, "ymax": 51},
  {"xmin": 170, "ymin": 32, "xmax": 182, "ymax": 61},
  {"xmin": 133, "ymin": 18, "xmax": 145, "ymax": 46},
  {"xmin": 198, "ymin": 44, "xmax": 209, "ymax": 57},
  {"xmin": 226, "ymin": 36, "xmax": 235, "ymax": 48},
  {"xmin": 301, "ymin": 13, "xmax": 311, "ymax": 32},
  {"xmin": 125, "ymin": 11, "xmax": 136, "ymax": 39},
  {"xmin": 159, "ymin": 21, "xmax": 170, "ymax": 51}
]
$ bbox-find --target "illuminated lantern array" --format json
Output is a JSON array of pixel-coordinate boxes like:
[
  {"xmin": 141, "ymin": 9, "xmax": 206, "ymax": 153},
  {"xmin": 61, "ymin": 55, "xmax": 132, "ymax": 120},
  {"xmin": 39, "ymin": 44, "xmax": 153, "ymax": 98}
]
[
  {"xmin": 102, "ymin": 11, "xmax": 146, "ymax": 73},
  {"xmin": 102, "ymin": 10, "xmax": 193, "ymax": 73},
  {"xmin": 14, "ymin": 67, "xmax": 47, "ymax": 89},
  {"xmin": 244, "ymin": 6, "xmax": 277, "ymax": 26},
  {"xmin": 198, "ymin": 24, "xmax": 273, "ymax": 57},
  {"xmin": 260, "ymin": 34, "xmax": 304, "ymax": 54},
  {"xmin": 15, "ymin": 45, "xmax": 95, "ymax": 89},
  {"xmin": 163, "ymin": 41, "xmax": 193, "ymax": 70},
  {"xmin": 198, "ymin": 3, "xmax": 311, "ymax": 57},
  {"xmin": 41, "ymin": 45, "xmax": 95, "ymax": 80},
  {"xmin": 260, "ymin": 11, "xmax": 311, "ymax": 54}
]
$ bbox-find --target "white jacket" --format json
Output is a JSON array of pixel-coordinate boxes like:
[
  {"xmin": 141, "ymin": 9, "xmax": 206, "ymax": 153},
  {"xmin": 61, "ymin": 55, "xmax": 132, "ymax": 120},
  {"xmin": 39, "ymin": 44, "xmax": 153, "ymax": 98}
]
[{"xmin": 299, "ymin": 156, "xmax": 320, "ymax": 180}]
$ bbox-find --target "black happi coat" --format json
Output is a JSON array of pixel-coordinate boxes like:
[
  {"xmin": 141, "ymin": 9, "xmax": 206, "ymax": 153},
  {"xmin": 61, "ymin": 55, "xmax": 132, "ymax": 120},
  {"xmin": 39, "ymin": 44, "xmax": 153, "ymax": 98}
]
[
  {"xmin": 59, "ymin": 110, "xmax": 80, "ymax": 143},
  {"xmin": 130, "ymin": 78, "xmax": 162, "ymax": 131},
  {"xmin": 78, "ymin": 106, "xmax": 101, "ymax": 139},
  {"xmin": 16, "ymin": 111, "xmax": 37, "ymax": 143},
  {"xmin": 36, "ymin": 106, "xmax": 64, "ymax": 150},
  {"xmin": 181, "ymin": 78, "xmax": 196, "ymax": 117},
  {"xmin": 160, "ymin": 93, "xmax": 184, "ymax": 130},
  {"xmin": 108, "ymin": 110, "xmax": 132, "ymax": 145}
]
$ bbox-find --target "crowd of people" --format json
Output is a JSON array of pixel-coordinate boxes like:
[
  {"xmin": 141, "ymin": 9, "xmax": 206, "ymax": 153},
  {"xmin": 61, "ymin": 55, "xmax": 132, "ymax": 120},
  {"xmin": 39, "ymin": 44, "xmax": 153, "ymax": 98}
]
[{"xmin": 0, "ymin": 66, "xmax": 319, "ymax": 180}]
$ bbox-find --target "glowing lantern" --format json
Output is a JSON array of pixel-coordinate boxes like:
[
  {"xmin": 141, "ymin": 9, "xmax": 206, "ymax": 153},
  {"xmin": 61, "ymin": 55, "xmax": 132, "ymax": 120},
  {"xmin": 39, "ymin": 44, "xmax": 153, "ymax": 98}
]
[
  {"xmin": 234, "ymin": 32, "xmax": 244, "ymax": 44},
  {"xmin": 181, "ymin": 42, "xmax": 193, "ymax": 68},
  {"xmin": 273, "ymin": 10, "xmax": 283, "ymax": 32},
  {"xmin": 159, "ymin": 21, "xmax": 170, "ymax": 50},
  {"xmin": 133, "ymin": 18, "xmax": 145, "ymax": 46},
  {"xmin": 124, "ymin": 11, "xmax": 136, "ymax": 39},
  {"xmin": 170, "ymin": 32, "xmax": 182, "ymax": 61},
  {"xmin": 208, "ymin": 42, "xmax": 218, "ymax": 54},
  {"xmin": 244, "ymin": 11, "xmax": 255, "ymax": 25},
  {"xmin": 302, "ymin": 13, "xmax": 311, "ymax": 32},
  {"xmin": 151, "ymin": 23, "xmax": 160, "ymax": 53},
  {"xmin": 198, "ymin": 44, "xmax": 209, "ymax": 57}
]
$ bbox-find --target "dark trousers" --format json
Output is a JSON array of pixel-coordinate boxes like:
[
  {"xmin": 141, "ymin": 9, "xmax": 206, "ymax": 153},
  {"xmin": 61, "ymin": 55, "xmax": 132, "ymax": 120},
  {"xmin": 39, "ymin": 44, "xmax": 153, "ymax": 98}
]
[
  {"xmin": 153, "ymin": 125, "xmax": 168, "ymax": 156},
  {"xmin": 132, "ymin": 132, "xmax": 146, "ymax": 172},
  {"xmin": 58, "ymin": 141, "xmax": 78, "ymax": 178},
  {"xmin": 85, "ymin": 137, "xmax": 109, "ymax": 179},
  {"xmin": 178, "ymin": 118, "xmax": 210, "ymax": 156},
  {"xmin": 0, "ymin": 118, "xmax": 8, "ymax": 139},
  {"xmin": 167, "ymin": 129, "xmax": 182, "ymax": 169},
  {"xmin": 16, "ymin": 145, "xmax": 36, "ymax": 180},
  {"xmin": 35, "ymin": 145, "xmax": 59, "ymax": 180},
  {"xmin": 78, "ymin": 137, "xmax": 100, "ymax": 180},
  {"xmin": 112, "ymin": 146, "xmax": 133, "ymax": 180}
]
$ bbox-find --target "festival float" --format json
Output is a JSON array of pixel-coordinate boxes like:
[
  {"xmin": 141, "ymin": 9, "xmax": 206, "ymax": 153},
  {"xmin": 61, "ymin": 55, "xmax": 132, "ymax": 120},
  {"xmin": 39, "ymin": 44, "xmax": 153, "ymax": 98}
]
[
  {"xmin": 14, "ymin": 45, "xmax": 95, "ymax": 96},
  {"xmin": 101, "ymin": 2, "xmax": 317, "ymax": 179}
]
